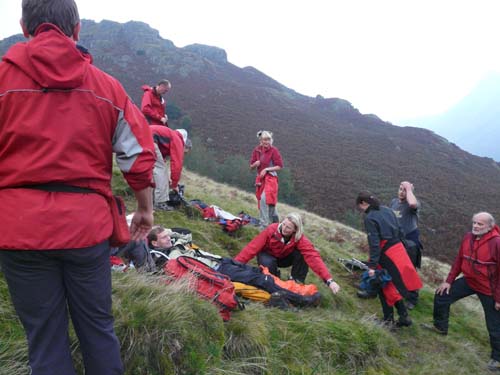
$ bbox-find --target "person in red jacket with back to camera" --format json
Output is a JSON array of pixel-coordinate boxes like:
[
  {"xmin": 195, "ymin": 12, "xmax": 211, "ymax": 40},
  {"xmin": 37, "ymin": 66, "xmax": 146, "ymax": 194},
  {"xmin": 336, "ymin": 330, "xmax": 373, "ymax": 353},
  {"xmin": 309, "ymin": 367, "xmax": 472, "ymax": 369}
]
[
  {"xmin": 425, "ymin": 212, "xmax": 500, "ymax": 372},
  {"xmin": 141, "ymin": 79, "xmax": 171, "ymax": 126},
  {"xmin": 0, "ymin": 1, "xmax": 155, "ymax": 374},
  {"xmin": 234, "ymin": 212, "xmax": 340, "ymax": 294}
]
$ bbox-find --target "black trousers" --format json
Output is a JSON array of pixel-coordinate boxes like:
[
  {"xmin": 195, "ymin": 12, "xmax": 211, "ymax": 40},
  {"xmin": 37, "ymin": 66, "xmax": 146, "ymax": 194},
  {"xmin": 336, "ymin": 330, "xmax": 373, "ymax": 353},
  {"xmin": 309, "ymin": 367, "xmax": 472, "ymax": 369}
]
[
  {"xmin": 434, "ymin": 277, "xmax": 500, "ymax": 361},
  {"xmin": 0, "ymin": 241, "xmax": 123, "ymax": 375},
  {"xmin": 217, "ymin": 258, "xmax": 312, "ymax": 306},
  {"xmin": 257, "ymin": 249, "xmax": 308, "ymax": 283}
]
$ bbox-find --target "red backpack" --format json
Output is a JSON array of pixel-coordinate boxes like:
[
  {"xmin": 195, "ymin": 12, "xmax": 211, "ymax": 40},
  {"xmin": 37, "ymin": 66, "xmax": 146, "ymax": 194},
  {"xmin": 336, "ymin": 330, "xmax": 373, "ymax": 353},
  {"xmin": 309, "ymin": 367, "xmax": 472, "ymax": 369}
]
[{"xmin": 164, "ymin": 256, "xmax": 241, "ymax": 321}]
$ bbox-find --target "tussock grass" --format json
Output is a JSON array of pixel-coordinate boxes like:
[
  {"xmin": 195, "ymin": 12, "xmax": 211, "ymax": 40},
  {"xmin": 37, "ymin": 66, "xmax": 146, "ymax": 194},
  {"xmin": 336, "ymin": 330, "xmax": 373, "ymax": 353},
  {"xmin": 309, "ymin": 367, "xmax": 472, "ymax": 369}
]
[{"xmin": 0, "ymin": 169, "xmax": 495, "ymax": 374}]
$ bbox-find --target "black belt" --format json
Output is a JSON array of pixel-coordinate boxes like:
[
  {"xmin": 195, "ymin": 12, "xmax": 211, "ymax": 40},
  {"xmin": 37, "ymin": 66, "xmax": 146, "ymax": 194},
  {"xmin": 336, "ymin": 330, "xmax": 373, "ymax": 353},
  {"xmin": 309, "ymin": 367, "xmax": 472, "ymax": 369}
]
[{"xmin": 10, "ymin": 183, "xmax": 96, "ymax": 194}]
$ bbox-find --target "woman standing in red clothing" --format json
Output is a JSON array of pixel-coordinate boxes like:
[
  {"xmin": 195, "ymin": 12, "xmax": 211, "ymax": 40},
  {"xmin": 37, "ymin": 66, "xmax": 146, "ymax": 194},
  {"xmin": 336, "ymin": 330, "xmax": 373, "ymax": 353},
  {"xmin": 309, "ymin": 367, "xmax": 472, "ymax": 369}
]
[{"xmin": 250, "ymin": 131, "xmax": 283, "ymax": 228}]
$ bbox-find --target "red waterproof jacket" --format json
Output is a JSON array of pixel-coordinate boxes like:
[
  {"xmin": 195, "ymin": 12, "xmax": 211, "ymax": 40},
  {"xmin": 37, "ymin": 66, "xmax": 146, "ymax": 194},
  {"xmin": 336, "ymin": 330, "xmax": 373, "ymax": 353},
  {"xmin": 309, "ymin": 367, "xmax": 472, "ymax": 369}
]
[
  {"xmin": 447, "ymin": 225, "xmax": 500, "ymax": 302},
  {"xmin": 141, "ymin": 85, "xmax": 166, "ymax": 125},
  {"xmin": 0, "ymin": 24, "xmax": 155, "ymax": 250},
  {"xmin": 234, "ymin": 223, "xmax": 333, "ymax": 282},
  {"xmin": 250, "ymin": 145, "xmax": 283, "ymax": 174},
  {"xmin": 150, "ymin": 125, "xmax": 185, "ymax": 189}
]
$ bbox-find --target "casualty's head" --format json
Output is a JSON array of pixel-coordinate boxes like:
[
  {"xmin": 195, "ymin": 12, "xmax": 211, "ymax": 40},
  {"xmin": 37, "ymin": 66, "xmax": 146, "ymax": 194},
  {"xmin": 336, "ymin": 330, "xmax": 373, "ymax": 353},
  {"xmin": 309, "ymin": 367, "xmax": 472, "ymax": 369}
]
[
  {"xmin": 21, "ymin": 0, "xmax": 80, "ymax": 39},
  {"xmin": 147, "ymin": 225, "xmax": 173, "ymax": 249},
  {"xmin": 280, "ymin": 213, "xmax": 303, "ymax": 241},
  {"xmin": 156, "ymin": 79, "xmax": 171, "ymax": 95},
  {"xmin": 471, "ymin": 212, "xmax": 495, "ymax": 237}
]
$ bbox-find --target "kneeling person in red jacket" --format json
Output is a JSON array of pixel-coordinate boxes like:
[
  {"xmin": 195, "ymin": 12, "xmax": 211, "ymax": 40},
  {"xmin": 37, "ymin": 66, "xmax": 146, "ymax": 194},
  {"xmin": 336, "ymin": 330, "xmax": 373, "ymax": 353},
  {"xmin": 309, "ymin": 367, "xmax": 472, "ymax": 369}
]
[{"xmin": 234, "ymin": 212, "xmax": 340, "ymax": 294}]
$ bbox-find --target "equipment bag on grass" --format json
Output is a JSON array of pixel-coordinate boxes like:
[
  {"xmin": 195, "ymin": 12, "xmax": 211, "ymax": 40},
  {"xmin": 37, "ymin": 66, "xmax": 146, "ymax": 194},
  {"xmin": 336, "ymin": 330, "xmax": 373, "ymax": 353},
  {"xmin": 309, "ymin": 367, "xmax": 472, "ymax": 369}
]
[
  {"xmin": 164, "ymin": 256, "xmax": 242, "ymax": 321},
  {"xmin": 233, "ymin": 282, "xmax": 271, "ymax": 302}
]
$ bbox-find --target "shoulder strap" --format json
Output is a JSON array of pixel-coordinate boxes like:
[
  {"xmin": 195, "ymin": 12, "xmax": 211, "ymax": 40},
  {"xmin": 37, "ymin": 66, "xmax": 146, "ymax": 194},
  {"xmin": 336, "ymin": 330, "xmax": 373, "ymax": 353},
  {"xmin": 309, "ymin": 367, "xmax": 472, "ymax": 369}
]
[{"xmin": 193, "ymin": 249, "xmax": 223, "ymax": 263}]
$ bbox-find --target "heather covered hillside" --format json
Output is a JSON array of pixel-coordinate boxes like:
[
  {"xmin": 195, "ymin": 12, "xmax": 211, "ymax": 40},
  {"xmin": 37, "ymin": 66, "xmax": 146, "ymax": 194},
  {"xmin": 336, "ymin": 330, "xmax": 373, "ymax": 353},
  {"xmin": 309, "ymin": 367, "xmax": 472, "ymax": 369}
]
[{"xmin": 2, "ymin": 20, "xmax": 500, "ymax": 263}]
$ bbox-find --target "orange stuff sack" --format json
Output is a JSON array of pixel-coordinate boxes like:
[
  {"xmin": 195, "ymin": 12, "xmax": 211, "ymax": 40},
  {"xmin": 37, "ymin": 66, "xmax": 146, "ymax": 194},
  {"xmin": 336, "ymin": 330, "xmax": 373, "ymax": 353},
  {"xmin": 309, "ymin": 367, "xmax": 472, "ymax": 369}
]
[{"xmin": 260, "ymin": 266, "xmax": 319, "ymax": 296}]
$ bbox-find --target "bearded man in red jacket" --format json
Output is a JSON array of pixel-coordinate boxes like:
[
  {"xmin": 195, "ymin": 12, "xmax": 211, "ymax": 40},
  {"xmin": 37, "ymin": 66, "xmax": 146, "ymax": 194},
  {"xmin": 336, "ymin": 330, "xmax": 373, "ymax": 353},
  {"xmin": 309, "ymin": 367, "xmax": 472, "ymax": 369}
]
[
  {"xmin": 0, "ymin": 1, "xmax": 155, "ymax": 374},
  {"xmin": 429, "ymin": 212, "xmax": 500, "ymax": 372}
]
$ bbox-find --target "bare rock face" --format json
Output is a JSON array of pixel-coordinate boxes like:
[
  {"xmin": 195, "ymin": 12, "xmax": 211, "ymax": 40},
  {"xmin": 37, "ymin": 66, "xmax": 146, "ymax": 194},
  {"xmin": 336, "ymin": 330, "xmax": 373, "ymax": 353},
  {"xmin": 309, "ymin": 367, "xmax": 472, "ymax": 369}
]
[{"xmin": 183, "ymin": 44, "xmax": 228, "ymax": 65}]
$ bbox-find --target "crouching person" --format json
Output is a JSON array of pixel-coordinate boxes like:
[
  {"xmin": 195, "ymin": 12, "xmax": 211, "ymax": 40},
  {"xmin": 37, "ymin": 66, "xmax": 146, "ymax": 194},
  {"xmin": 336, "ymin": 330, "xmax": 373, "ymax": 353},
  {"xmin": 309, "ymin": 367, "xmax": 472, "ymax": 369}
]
[
  {"xmin": 427, "ymin": 212, "xmax": 500, "ymax": 372},
  {"xmin": 234, "ymin": 213, "xmax": 340, "ymax": 295}
]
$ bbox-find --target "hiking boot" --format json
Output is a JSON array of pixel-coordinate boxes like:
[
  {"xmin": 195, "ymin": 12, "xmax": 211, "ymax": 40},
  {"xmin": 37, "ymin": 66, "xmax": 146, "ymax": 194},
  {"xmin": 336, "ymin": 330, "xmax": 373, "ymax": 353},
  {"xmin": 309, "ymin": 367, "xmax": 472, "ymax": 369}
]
[
  {"xmin": 487, "ymin": 359, "xmax": 500, "ymax": 372},
  {"xmin": 302, "ymin": 292, "xmax": 322, "ymax": 307},
  {"xmin": 154, "ymin": 202, "xmax": 174, "ymax": 211},
  {"xmin": 373, "ymin": 317, "xmax": 397, "ymax": 331},
  {"xmin": 357, "ymin": 289, "xmax": 377, "ymax": 299},
  {"xmin": 396, "ymin": 315, "xmax": 413, "ymax": 327},
  {"xmin": 406, "ymin": 301, "xmax": 416, "ymax": 310},
  {"xmin": 420, "ymin": 323, "xmax": 447, "ymax": 335},
  {"xmin": 266, "ymin": 292, "xmax": 291, "ymax": 310}
]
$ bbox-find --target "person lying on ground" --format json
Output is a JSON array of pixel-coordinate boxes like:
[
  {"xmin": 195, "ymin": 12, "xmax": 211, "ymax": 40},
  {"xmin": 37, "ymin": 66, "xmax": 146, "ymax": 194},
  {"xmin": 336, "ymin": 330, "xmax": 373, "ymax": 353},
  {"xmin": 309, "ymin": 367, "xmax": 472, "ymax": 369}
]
[{"xmin": 124, "ymin": 227, "xmax": 324, "ymax": 307}]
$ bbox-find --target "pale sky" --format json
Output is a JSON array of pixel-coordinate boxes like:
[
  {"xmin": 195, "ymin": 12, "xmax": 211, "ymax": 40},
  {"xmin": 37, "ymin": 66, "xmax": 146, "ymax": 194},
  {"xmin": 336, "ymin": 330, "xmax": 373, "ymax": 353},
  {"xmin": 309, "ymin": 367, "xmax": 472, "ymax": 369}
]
[{"xmin": 1, "ymin": 0, "xmax": 499, "ymax": 124}]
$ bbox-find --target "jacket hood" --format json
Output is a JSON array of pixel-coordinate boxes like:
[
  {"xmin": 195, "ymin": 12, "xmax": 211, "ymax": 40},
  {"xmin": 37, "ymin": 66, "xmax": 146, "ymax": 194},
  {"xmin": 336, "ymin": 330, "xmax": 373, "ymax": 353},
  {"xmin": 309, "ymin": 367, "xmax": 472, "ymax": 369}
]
[
  {"xmin": 474, "ymin": 224, "xmax": 500, "ymax": 245},
  {"xmin": 142, "ymin": 85, "xmax": 153, "ymax": 92},
  {"xmin": 491, "ymin": 224, "xmax": 500, "ymax": 237},
  {"xmin": 2, "ymin": 23, "xmax": 90, "ymax": 89}
]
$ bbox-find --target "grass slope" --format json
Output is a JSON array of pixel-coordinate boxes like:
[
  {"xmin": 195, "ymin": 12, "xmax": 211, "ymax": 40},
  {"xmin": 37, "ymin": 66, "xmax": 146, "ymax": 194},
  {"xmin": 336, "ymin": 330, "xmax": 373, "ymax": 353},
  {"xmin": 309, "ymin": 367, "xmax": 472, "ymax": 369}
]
[{"xmin": 0, "ymin": 169, "xmax": 493, "ymax": 374}]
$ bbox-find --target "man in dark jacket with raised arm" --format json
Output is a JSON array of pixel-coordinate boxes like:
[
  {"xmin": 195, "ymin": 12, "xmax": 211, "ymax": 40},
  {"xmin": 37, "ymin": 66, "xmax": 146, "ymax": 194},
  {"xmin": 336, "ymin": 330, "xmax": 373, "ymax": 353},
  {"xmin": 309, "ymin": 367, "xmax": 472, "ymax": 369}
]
[{"xmin": 0, "ymin": 1, "xmax": 155, "ymax": 374}]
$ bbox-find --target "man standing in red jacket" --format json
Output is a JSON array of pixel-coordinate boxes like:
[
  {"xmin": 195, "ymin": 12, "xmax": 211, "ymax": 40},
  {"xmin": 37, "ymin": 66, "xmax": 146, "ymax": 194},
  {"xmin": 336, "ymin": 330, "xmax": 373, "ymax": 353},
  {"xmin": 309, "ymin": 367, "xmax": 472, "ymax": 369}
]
[
  {"xmin": 0, "ymin": 1, "xmax": 155, "ymax": 374},
  {"xmin": 141, "ymin": 79, "xmax": 171, "ymax": 126},
  {"xmin": 150, "ymin": 126, "xmax": 192, "ymax": 210},
  {"xmin": 428, "ymin": 212, "xmax": 500, "ymax": 372}
]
